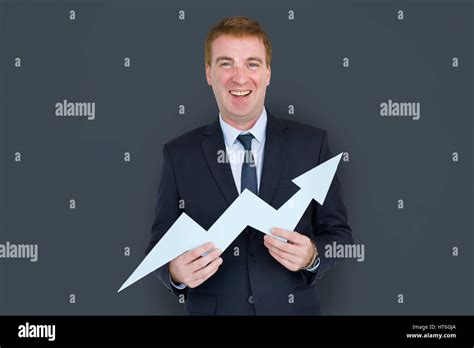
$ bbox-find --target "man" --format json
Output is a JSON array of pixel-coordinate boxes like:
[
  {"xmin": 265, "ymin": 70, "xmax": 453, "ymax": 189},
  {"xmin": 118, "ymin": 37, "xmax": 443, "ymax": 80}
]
[{"xmin": 146, "ymin": 16, "xmax": 353, "ymax": 315}]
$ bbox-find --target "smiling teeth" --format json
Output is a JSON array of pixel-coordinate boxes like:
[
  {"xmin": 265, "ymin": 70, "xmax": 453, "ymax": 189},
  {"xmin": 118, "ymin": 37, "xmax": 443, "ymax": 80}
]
[{"xmin": 230, "ymin": 90, "xmax": 251, "ymax": 96}]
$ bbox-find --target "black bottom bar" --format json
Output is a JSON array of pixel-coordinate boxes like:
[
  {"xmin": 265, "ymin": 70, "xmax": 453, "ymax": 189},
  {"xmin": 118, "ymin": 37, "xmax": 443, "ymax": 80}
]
[{"xmin": 0, "ymin": 315, "xmax": 472, "ymax": 345}]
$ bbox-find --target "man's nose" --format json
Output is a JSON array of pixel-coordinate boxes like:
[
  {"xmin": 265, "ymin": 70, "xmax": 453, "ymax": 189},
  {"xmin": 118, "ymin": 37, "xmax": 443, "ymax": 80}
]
[{"xmin": 231, "ymin": 65, "xmax": 249, "ymax": 84}]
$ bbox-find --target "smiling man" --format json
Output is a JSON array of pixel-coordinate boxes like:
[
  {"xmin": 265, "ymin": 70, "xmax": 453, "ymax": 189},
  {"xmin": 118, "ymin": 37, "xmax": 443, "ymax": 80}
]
[
  {"xmin": 205, "ymin": 33, "xmax": 270, "ymax": 130},
  {"xmin": 146, "ymin": 16, "xmax": 353, "ymax": 315}
]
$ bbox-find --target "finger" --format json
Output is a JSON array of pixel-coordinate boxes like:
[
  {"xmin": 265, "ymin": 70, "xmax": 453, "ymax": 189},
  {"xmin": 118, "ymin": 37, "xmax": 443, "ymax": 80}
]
[
  {"xmin": 189, "ymin": 261, "xmax": 221, "ymax": 288},
  {"xmin": 264, "ymin": 234, "xmax": 299, "ymax": 255},
  {"xmin": 268, "ymin": 248, "xmax": 299, "ymax": 272},
  {"xmin": 188, "ymin": 266, "xmax": 219, "ymax": 288},
  {"xmin": 192, "ymin": 257, "xmax": 223, "ymax": 283},
  {"xmin": 184, "ymin": 242, "xmax": 215, "ymax": 264},
  {"xmin": 189, "ymin": 248, "xmax": 222, "ymax": 272},
  {"xmin": 266, "ymin": 245, "xmax": 302, "ymax": 265},
  {"xmin": 271, "ymin": 228, "xmax": 305, "ymax": 245}
]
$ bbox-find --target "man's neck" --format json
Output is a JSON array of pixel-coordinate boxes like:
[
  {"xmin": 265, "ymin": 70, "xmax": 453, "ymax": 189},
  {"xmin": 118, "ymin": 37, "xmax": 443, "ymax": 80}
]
[{"xmin": 220, "ymin": 108, "xmax": 264, "ymax": 131}]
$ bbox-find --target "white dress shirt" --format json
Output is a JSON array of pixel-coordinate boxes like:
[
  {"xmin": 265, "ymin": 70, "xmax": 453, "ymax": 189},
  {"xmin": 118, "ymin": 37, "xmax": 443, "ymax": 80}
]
[{"xmin": 218, "ymin": 107, "xmax": 267, "ymax": 193}]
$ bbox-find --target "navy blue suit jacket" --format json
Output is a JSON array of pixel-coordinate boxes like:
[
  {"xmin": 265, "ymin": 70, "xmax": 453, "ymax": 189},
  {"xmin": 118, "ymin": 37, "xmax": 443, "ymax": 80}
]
[{"xmin": 145, "ymin": 111, "xmax": 353, "ymax": 315}]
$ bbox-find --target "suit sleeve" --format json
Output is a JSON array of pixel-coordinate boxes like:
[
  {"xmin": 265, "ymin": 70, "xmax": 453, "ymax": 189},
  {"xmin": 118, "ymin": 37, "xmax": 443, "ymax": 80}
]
[
  {"xmin": 301, "ymin": 130, "xmax": 354, "ymax": 285},
  {"xmin": 145, "ymin": 144, "xmax": 188, "ymax": 297}
]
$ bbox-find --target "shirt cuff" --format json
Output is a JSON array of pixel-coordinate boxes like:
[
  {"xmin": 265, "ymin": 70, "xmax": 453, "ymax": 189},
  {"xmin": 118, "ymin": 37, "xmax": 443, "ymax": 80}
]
[
  {"xmin": 304, "ymin": 256, "xmax": 321, "ymax": 273},
  {"xmin": 169, "ymin": 273, "xmax": 187, "ymax": 290}
]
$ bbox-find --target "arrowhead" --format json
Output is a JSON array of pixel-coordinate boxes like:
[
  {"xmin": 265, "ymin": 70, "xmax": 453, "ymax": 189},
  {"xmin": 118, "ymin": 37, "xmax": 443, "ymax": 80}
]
[{"xmin": 292, "ymin": 153, "xmax": 343, "ymax": 205}]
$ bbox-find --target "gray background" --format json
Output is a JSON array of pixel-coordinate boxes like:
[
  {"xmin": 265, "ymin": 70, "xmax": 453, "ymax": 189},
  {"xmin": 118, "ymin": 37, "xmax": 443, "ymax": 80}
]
[{"xmin": 0, "ymin": 0, "xmax": 472, "ymax": 315}]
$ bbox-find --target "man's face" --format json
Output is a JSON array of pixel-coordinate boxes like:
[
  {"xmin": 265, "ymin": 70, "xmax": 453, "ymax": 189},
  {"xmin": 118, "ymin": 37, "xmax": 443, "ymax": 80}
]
[{"xmin": 206, "ymin": 35, "xmax": 271, "ymax": 125}]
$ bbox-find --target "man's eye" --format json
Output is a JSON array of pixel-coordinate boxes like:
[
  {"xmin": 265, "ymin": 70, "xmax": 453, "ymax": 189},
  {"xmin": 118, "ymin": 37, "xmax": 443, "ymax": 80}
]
[
  {"xmin": 220, "ymin": 62, "xmax": 232, "ymax": 67},
  {"xmin": 249, "ymin": 63, "xmax": 260, "ymax": 68}
]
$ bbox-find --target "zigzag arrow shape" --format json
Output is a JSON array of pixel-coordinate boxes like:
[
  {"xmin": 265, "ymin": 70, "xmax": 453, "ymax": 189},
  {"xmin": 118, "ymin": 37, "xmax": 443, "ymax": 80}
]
[{"xmin": 118, "ymin": 153, "xmax": 343, "ymax": 292}]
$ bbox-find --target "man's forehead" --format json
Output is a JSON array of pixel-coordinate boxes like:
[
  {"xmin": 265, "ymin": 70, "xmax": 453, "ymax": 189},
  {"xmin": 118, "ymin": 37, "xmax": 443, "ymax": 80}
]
[
  {"xmin": 214, "ymin": 34, "xmax": 262, "ymax": 43},
  {"xmin": 215, "ymin": 56, "xmax": 263, "ymax": 62},
  {"xmin": 212, "ymin": 35, "xmax": 265, "ymax": 56}
]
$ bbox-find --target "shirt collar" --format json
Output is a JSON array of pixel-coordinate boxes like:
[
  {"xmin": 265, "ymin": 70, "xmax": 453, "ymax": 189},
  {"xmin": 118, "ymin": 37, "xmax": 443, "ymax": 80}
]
[{"xmin": 219, "ymin": 107, "xmax": 267, "ymax": 147}]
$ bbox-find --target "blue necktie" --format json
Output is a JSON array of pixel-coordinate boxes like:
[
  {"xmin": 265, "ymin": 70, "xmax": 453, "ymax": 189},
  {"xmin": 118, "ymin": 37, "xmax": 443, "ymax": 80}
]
[{"xmin": 237, "ymin": 134, "xmax": 258, "ymax": 195}]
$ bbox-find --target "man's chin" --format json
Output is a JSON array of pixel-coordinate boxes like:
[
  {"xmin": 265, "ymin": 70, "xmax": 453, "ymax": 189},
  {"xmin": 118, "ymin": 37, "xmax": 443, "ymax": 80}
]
[
  {"xmin": 232, "ymin": 111, "xmax": 252, "ymax": 119},
  {"xmin": 229, "ymin": 114, "xmax": 256, "ymax": 125},
  {"xmin": 228, "ymin": 107, "xmax": 257, "ymax": 119}
]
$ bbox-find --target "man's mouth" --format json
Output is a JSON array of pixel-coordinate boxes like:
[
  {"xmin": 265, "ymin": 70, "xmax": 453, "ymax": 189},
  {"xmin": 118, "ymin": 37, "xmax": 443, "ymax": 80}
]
[{"xmin": 229, "ymin": 90, "xmax": 252, "ymax": 97}]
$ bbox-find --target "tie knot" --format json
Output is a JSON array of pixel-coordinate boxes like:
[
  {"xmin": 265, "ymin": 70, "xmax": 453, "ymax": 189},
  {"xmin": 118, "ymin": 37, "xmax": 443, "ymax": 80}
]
[{"xmin": 237, "ymin": 133, "xmax": 254, "ymax": 150}]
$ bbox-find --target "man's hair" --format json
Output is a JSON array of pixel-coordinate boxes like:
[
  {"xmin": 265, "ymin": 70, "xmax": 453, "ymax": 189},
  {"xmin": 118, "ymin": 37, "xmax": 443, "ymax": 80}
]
[{"xmin": 205, "ymin": 16, "xmax": 272, "ymax": 67}]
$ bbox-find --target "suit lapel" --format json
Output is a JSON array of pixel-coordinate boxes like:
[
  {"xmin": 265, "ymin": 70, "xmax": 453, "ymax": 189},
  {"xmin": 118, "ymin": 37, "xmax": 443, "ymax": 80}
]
[
  {"xmin": 258, "ymin": 113, "xmax": 288, "ymax": 205},
  {"xmin": 201, "ymin": 119, "xmax": 239, "ymax": 206},
  {"xmin": 249, "ymin": 112, "xmax": 288, "ymax": 246}
]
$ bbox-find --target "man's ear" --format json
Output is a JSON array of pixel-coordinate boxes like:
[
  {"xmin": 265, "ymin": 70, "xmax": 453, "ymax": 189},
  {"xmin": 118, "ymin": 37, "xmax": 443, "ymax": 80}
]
[
  {"xmin": 205, "ymin": 64, "xmax": 212, "ymax": 86},
  {"xmin": 266, "ymin": 65, "xmax": 271, "ymax": 86}
]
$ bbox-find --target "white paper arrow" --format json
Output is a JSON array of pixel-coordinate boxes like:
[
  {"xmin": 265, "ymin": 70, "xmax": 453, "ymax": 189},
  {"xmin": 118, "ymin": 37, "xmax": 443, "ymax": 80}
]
[{"xmin": 118, "ymin": 152, "xmax": 343, "ymax": 292}]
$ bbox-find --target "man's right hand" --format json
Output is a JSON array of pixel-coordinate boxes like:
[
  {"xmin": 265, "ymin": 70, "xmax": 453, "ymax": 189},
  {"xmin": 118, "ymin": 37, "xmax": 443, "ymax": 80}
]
[{"xmin": 169, "ymin": 242, "xmax": 223, "ymax": 288}]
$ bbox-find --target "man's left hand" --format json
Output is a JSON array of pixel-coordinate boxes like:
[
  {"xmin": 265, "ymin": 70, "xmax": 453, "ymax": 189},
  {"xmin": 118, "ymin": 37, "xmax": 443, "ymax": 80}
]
[{"xmin": 263, "ymin": 227, "xmax": 316, "ymax": 272}]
